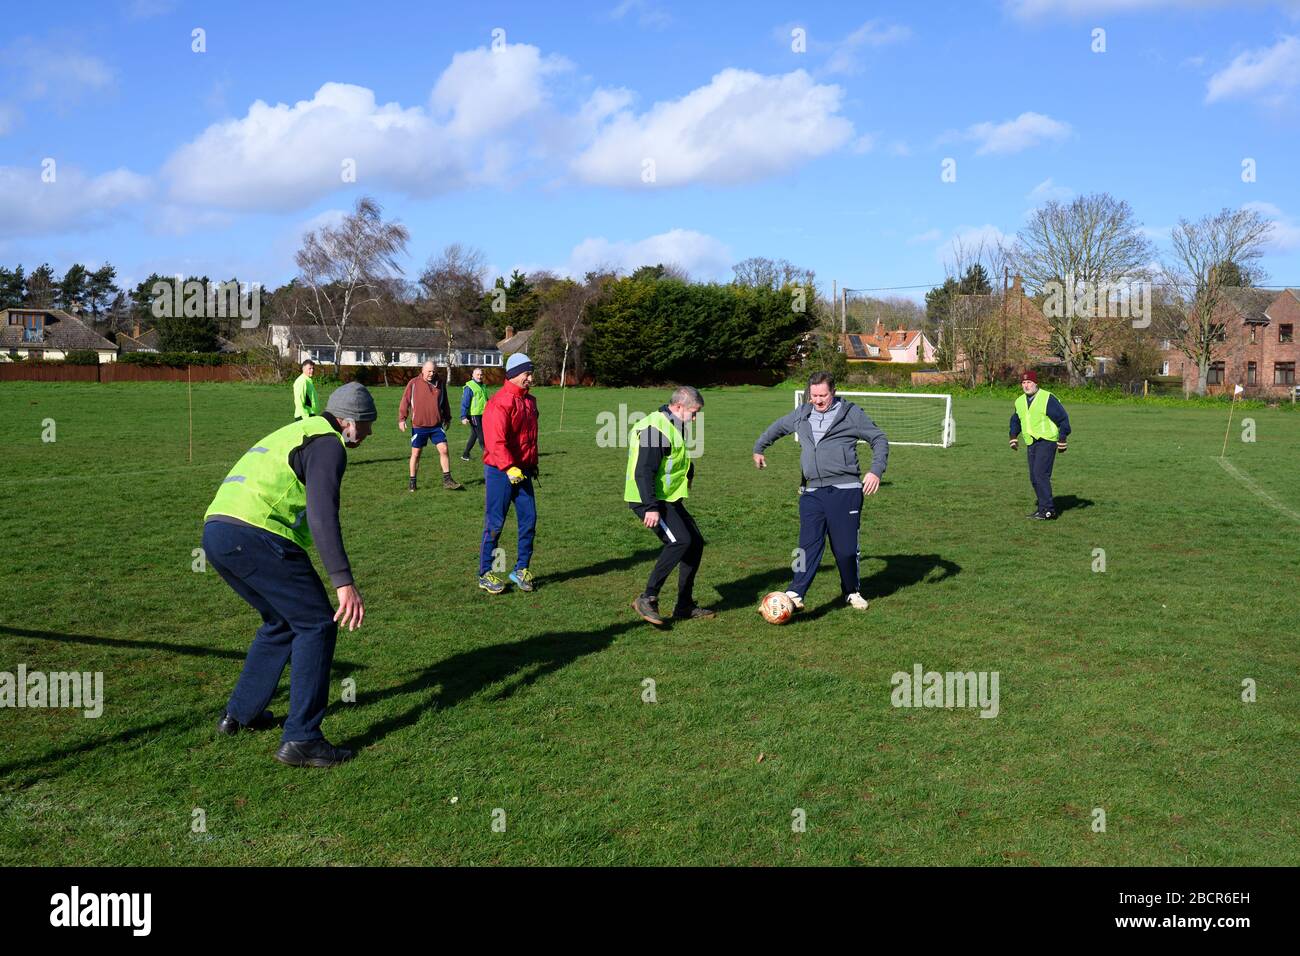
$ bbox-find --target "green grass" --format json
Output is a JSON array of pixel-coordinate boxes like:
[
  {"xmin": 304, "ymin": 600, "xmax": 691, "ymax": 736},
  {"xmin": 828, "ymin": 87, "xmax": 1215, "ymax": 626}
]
[{"xmin": 0, "ymin": 381, "xmax": 1296, "ymax": 866}]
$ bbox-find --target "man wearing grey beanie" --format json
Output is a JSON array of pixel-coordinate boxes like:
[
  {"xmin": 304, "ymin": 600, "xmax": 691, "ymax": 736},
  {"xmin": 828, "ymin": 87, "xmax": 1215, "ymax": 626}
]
[{"xmin": 202, "ymin": 380, "xmax": 377, "ymax": 767}]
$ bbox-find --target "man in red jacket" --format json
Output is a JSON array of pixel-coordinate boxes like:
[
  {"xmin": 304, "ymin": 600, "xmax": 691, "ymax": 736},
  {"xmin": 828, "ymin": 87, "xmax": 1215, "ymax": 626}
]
[
  {"xmin": 478, "ymin": 353, "xmax": 539, "ymax": 594},
  {"xmin": 398, "ymin": 361, "xmax": 463, "ymax": 492}
]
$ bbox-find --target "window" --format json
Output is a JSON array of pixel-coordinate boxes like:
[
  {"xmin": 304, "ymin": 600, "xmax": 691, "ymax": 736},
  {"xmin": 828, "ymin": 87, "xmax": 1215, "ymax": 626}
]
[
  {"xmin": 1275, "ymin": 362, "xmax": 1296, "ymax": 386},
  {"xmin": 1160, "ymin": 361, "xmax": 1170, "ymax": 376},
  {"xmin": 1160, "ymin": 339, "xmax": 1171, "ymax": 350},
  {"xmin": 1281, "ymin": 324, "xmax": 1294, "ymax": 344},
  {"xmin": 1247, "ymin": 361, "xmax": 1257, "ymax": 385},
  {"xmin": 1207, "ymin": 362, "xmax": 1225, "ymax": 385},
  {"xmin": 309, "ymin": 347, "xmax": 330, "ymax": 363},
  {"xmin": 385, "ymin": 350, "xmax": 400, "ymax": 364},
  {"xmin": 354, "ymin": 349, "xmax": 370, "ymax": 364},
  {"xmin": 22, "ymin": 313, "xmax": 43, "ymax": 343},
  {"xmin": 1249, "ymin": 326, "xmax": 1257, "ymax": 344}
]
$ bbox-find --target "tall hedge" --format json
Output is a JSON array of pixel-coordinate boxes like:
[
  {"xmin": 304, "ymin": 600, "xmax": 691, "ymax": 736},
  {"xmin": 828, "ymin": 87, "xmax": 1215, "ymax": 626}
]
[{"xmin": 585, "ymin": 277, "xmax": 814, "ymax": 385}]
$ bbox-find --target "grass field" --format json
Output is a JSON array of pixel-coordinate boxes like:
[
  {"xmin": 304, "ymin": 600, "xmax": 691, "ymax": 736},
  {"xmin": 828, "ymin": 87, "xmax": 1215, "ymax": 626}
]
[{"xmin": 1, "ymin": 381, "xmax": 1296, "ymax": 866}]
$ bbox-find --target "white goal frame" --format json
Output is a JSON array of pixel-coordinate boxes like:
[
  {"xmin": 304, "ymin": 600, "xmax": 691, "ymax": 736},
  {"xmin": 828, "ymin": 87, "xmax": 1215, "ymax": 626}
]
[{"xmin": 794, "ymin": 390, "xmax": 954, "ymax": 448}]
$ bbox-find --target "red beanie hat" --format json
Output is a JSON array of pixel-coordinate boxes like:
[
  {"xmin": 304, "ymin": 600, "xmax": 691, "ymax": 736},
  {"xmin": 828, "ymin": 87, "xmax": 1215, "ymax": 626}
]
[{"xmin": 1020, "ymin": 370, "xmax": 1038, "ymax": 383}]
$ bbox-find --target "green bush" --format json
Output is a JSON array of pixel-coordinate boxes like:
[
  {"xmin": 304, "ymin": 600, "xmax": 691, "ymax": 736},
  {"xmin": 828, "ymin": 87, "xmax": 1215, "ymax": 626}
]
[
  {"xmin": 61, "ymin": 350, "xmax": 102, "ymax": 365},
  {"xmin": 120, "ymin": 351, "xmax": 248, "ymax": 367}
]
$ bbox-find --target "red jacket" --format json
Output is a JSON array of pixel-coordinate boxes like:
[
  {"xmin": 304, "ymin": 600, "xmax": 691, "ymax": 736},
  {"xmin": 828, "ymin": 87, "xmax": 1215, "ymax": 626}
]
[{"xmin": 483, "ymin": 380, "xmax": 538, "ymax": 471}]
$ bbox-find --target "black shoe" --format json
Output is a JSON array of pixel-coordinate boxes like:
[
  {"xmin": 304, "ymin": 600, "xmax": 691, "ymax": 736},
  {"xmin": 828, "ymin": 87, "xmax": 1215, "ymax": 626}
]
[
  {"xmin": 1026, "ymin": 509, "xmax": 1043, "ymax": 518},
  {"xmin": 632, "ymin": 595, "xmax": 666, "ymax": 627},
  {"xmin": 1042, "ymin": 510, "xmax": 1058, "ymax": 520},
  {"xmin": 216, "ymin": 709, "xmax": 274, "ymax": 735},
  {"xmin": 275, "ymin": 738, "xmax": 355, "ymax": 768},
  {"xmin": 460, "ymin": 455, "xmax": 471, "ymax": 463},
  {"xmin": 408, "ymin": 478, "xmax": 417, "ymax": 492},
  {"xmin": 673, "ymin": 604, "xmax": 717, "ymax": 620},
  {"xmin": 1029, "ymin": 511, "xmax": 1047, "ymax": 520}
]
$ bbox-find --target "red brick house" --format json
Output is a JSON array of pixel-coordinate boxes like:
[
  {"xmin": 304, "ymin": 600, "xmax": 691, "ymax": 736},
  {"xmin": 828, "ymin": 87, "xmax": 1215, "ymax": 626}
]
[{"xmin": 1161, "ymin": 288, "xmax": 1298, "ymax": 397}]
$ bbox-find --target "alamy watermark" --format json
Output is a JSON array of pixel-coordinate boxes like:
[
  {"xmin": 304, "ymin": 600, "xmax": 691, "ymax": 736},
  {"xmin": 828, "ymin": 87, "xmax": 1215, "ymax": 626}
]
[
  {"xmin": 151, "ymin": 277, "xmax": 261, "ymax": 328},
  {"xmin": 1, "ymin": 665, "xmax": 103, "ymax": 718},
  {"xmin": 595, "ymin": 403, "xmax": 704, "ymax": 457},
  {"xmin": 890, "ymin": 663, "xmax": 999, "ymax": 718},
  {"xmin": 1042, "ymin": 276, "xmax": 1152, "ymax": 328}
]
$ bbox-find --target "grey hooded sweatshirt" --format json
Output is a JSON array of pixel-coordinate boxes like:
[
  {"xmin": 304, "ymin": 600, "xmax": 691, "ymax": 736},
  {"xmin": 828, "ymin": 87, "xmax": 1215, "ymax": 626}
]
[{"xmin": 753, "ymin": 399, "xmax": 889, "ymax": 489}]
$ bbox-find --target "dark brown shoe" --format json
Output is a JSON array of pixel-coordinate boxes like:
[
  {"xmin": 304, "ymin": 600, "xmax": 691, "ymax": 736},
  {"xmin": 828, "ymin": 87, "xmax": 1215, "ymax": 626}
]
[
  {"xmin": 632, "ymin": 595, "xmax": 666, "ymax": 627},
  {"xmin": 673, "ymin": 605, "xmax": 717, "ymax": 620}
]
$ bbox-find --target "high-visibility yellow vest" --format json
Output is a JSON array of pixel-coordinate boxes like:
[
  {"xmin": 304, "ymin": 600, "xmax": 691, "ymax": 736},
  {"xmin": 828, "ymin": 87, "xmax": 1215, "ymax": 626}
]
[
  {"xmin": 624, "ymin": 410, "xmax": 689, "ymax": 503},
  {"xmin": 1015, "ymin": 389, "xmax": 1060, "ymax": 444},
  {"xmin": 465, "ymin": 380, "xmax": 487, "ymax": 416},
  {"xmin": 293, "ymin": 374, "xmax": 319, "ymax": 418},
  {"xmin": 205, "ymin": 417, "xmax": 343, "ymax": 550}
]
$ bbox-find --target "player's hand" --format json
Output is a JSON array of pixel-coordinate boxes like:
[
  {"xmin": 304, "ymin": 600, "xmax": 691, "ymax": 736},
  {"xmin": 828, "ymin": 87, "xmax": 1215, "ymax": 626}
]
[
  {"xmin": 1008, "ymin": 438, "xmax": 1018, "ymax": 451},
  {"xmin": 753, "ymin": 453, "xmax": 767, "ymax": 469},
  {"xmin": 398, "ymin": 420, "xmax": 407, "ymax": 432},
  {"xmin": 863, "ymin": 473, "xmax": 881, "ymax": 496},
  {"xmin": 461, "ymin": 418, "xmax": 470, "ymax": 426},
  {"xmin": 334, "ymin": 585, "xmax": 365, "ymax": 632},
  {"xmin": 1057, "ymin": 441, "xmax": 1068, "ymax": 453},
  {"xmin": 506, "ymin": 466, "xmax": 525, "ymax": 485},
  {"xmin": 643, "ymin": 510, "xmax": 660, "ymax": 528}
]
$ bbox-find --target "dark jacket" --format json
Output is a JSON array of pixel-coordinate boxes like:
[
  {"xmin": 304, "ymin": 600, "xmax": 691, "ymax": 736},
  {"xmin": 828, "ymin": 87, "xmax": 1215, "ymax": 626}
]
[{"xmin": 754, "ymin": 400, "xmax": 889, "ymax": 488}]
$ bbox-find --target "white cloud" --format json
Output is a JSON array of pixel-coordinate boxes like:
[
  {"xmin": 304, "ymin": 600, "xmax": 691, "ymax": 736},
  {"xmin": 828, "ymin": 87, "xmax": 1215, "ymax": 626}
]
[
  {"xmin": 962, "ymin": 112, "xmax": 1072, "ymax": 155},
  {"xmin": 823, "ymin": 20, "xmax": 912, "ymax": 75},
  {"xmin": 1028, "ymin": 177, "xmax": 1074, "ymax": 201},
  {"xmin": 1205, "ymin": 35, "xmax": 1300, "ymax": 106},
  {"xmin": 0, "ymin": 165, "xmax": 150, "ymax": 238},
  {"xmin": 164, "ymin": 44, "xmax": 565, "ymax": 211},
  {"xmin": 7, "ymin": 41, "xmax": 114, "ymax": 104},
  {"xmin": 1243, "ymin": 201, "xmax": 1300, "ymax": 251},
  {"xmin": 571, "ymin": 68, "xmax": 853, "ymax": 187},
  {"xmin": 609, "ymin": 0, "xmax": 673, "ymax": 29},
  {"xmin": 565, "ymin": 228, "xmax": 732, "ymax": 280}
]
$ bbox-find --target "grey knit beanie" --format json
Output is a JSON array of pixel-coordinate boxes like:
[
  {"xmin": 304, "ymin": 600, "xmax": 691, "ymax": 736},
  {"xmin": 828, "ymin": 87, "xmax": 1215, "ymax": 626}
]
[{"xmin": 325, "ymin": 382, "xmax": 378, "ymax": 422}]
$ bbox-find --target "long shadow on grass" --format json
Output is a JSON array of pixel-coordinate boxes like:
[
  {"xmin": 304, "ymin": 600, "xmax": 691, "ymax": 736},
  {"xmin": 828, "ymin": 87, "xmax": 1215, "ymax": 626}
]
[
  {"xmin": 0, "ymin": 716, "xmax": 183, "ymax": 783},
  {"xmin": 543, "ymin": 548, "xmax": 660, "ymax": 586},
  {"xmin": 343, "ymin": 620, "xmax": 638, "ymax": 749},
  {"xmin": 0, "ymin": 624, "xmax": 368, "ymax": 670},
  {"xmin": 1055, "ymin": 495, "xmax": 1094, "ymax": 513},
  {"xmin": 713, "ymin": 553, "xmax": 961, "ymax": 622}
]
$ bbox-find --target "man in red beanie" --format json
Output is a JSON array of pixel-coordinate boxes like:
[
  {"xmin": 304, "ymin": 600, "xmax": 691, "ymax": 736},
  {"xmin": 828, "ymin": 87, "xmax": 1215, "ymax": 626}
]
[{"xmin": 1009, "ymin": 370, "xmax": 1071, "ymax": 520}]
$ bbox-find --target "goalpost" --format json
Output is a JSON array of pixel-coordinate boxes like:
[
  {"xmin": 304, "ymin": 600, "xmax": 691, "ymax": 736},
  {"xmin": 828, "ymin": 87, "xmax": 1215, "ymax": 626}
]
[{"xmin": 794, "ymin": 390, "xmax": 955, "ymax": 448}]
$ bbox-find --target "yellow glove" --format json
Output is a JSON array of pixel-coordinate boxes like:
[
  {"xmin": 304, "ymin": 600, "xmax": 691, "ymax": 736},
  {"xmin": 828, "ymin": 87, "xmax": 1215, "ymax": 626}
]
[{"xmin": 506, "ymin": 466, "xmax": 524, "ymax": 485}]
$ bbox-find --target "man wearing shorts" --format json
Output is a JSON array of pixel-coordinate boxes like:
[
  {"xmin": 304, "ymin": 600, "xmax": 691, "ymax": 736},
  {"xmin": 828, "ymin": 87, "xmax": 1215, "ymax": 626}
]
[{"xmin": 398, "ymin": 361, "xmax": 463, "ymax": 492}]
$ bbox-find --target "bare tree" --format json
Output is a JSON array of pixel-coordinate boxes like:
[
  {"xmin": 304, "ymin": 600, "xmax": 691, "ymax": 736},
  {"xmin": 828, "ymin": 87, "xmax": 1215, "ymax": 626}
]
[
  {"xmin": 1012, "ymin": 193, "xmax": 1154, "ymax": 385},
  {"xmin": 943, "ymin": 236, "xmax": 1015, "ymax": 385},
  {"xmin": 732, "ymin": 256, "xmax": 815, "ymax": 289},
  {"xmin": 294, "ymin": 197, "xmax": 410, "ymax": 369},
  {"xmin": 418, "ymin": 243, "xmax": 488, "ymax": 386},
  {"xmin": 1160, "ymin": 207, "xmax": 1273, "ymax": 395}
]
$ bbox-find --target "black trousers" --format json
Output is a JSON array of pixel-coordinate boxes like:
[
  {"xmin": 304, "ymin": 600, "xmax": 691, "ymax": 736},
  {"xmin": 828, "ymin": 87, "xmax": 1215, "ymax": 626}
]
[
  {"xmin": 462, "ymin": 416, "xmax": 484, "ymax": 458},
  {"xmin": 1026, "ymin": 439, "xmax": 1057, "ymax": 512},
  {"xmin": 635, "ymin": 500, "xmax": 705, "ymax": 607}
]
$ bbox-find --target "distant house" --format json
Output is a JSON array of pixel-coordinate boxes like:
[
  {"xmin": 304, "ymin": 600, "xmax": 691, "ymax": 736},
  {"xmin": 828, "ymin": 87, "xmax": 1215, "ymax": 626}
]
[
  {"xmin": 840, "ymin": 317, "xmax": 936, "ymax": 364},
  {"xmin": 268, "ymin": 324, "xmax": 504, "ymax": 368},
  {"xmin": 951, "ymin": 274, "xmax": 1063, "ymax": 378},
  {"xmin": 0, "ymin": 308, "xmax": 118, "ymax": 363},
  {"xmin": 1161, "ymin": 287, "xmax": 1299, "ymax": 397},
  {"xmin": 496, "ymin": 324, "xmax": 533, "ymax": 357},
  {"xmin": 116, "ymin": 327, "xmax": 239, "ymax": 355}
]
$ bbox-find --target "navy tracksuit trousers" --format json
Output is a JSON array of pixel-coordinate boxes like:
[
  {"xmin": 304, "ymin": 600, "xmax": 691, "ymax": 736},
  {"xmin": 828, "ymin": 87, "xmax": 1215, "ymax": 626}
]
[
  {"xmin": 790, "ymin": 485, "xmax": 863, "ymax": 599},
  {"xmin": 1026, "ymin": 440, "xmax": 1057, "ymax": 513}
]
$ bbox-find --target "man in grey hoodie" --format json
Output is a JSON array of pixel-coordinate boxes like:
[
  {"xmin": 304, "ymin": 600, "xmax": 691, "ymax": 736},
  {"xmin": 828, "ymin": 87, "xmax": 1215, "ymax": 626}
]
[{"xmin": 752, "ymin": 371, "xmax": 889, "ymax": 612}]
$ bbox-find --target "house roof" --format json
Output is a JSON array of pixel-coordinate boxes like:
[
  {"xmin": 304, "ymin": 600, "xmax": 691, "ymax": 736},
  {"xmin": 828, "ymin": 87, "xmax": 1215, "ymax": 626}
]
[
  {"xmin": 0, "ymin": 308, "xmax": 117, "ymax": 352},
  {"xmin": 497, "ymin": 328, "xmax": 534, "ymax": 353},
  {"xmin": 839, "ymin": 320, "xmax": 926, "ymax": 361},
  {"xmin": 117, "ymin": 328, "xmax": 239, "ymax": 353},
  {"xmin": 279, "ymin": 325, "xmax": 501, "ymax": 352},
  {"xmin": 1219, "ymin": 287, "xmax": 1276, "ymax": 324}
]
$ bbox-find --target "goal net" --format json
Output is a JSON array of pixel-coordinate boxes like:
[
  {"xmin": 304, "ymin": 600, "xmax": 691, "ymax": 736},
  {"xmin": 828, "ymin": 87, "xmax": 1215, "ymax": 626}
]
[{"xmin": 794, "ymin": 391, "xmax": 954, "ymax": 448}]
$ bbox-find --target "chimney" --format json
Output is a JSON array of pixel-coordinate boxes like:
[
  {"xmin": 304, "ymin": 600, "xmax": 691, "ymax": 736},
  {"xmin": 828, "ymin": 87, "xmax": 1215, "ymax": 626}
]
[
  {"xmin": 504, "ymin": 325, "xmax": 515, "ymax": 340},
  {"xmin": 873, "ymin": 316, "xmax": 884, "ymax": 338},
  {"xmin": 133, "ymin": 317, "xmax": 140, "ymax": 339}
]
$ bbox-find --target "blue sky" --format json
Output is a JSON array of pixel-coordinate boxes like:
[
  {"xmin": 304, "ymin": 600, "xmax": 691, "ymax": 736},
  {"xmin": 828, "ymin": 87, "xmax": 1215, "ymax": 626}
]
[{"xmin": 2, "ymin": 0, "xmax": 1298, "ymax": 300}]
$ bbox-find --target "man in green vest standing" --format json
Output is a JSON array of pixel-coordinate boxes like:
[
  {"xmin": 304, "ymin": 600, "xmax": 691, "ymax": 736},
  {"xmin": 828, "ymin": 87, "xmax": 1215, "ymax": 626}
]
[
  {"xmin": 625, "ymin": 386, "xmax": 715, "ymax": 626},
  {"xmin": 293, "ymin": 358, "xmax": 320, "ymax": 420},
  {"xmin": 1009, "ymin": 370, "xmax": 1071, "ymax": 520},
  {"xmin": 459, "ymin": 366, "xmax": 489, "ymax": 461},
  {"xmin": 203, "ymin": 381, "xmax": 376, "ymax": 767}
]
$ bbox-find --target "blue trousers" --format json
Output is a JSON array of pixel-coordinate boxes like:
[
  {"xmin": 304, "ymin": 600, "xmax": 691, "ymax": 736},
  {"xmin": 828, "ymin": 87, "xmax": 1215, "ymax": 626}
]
[
  {"xmin": 789, "ymin": 486, "xmax": 863, "ymax": 598},
  {"xmin": 203, "ymin": 520, "xmax": 337, "ymax": 743},
  {"xmin": 479, "ymin": 464, "xmax": 537, "ymax": 574},
  {"xmin": 1026, "ymin": 440, "xmax": 1057, "ymax": 513}
]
